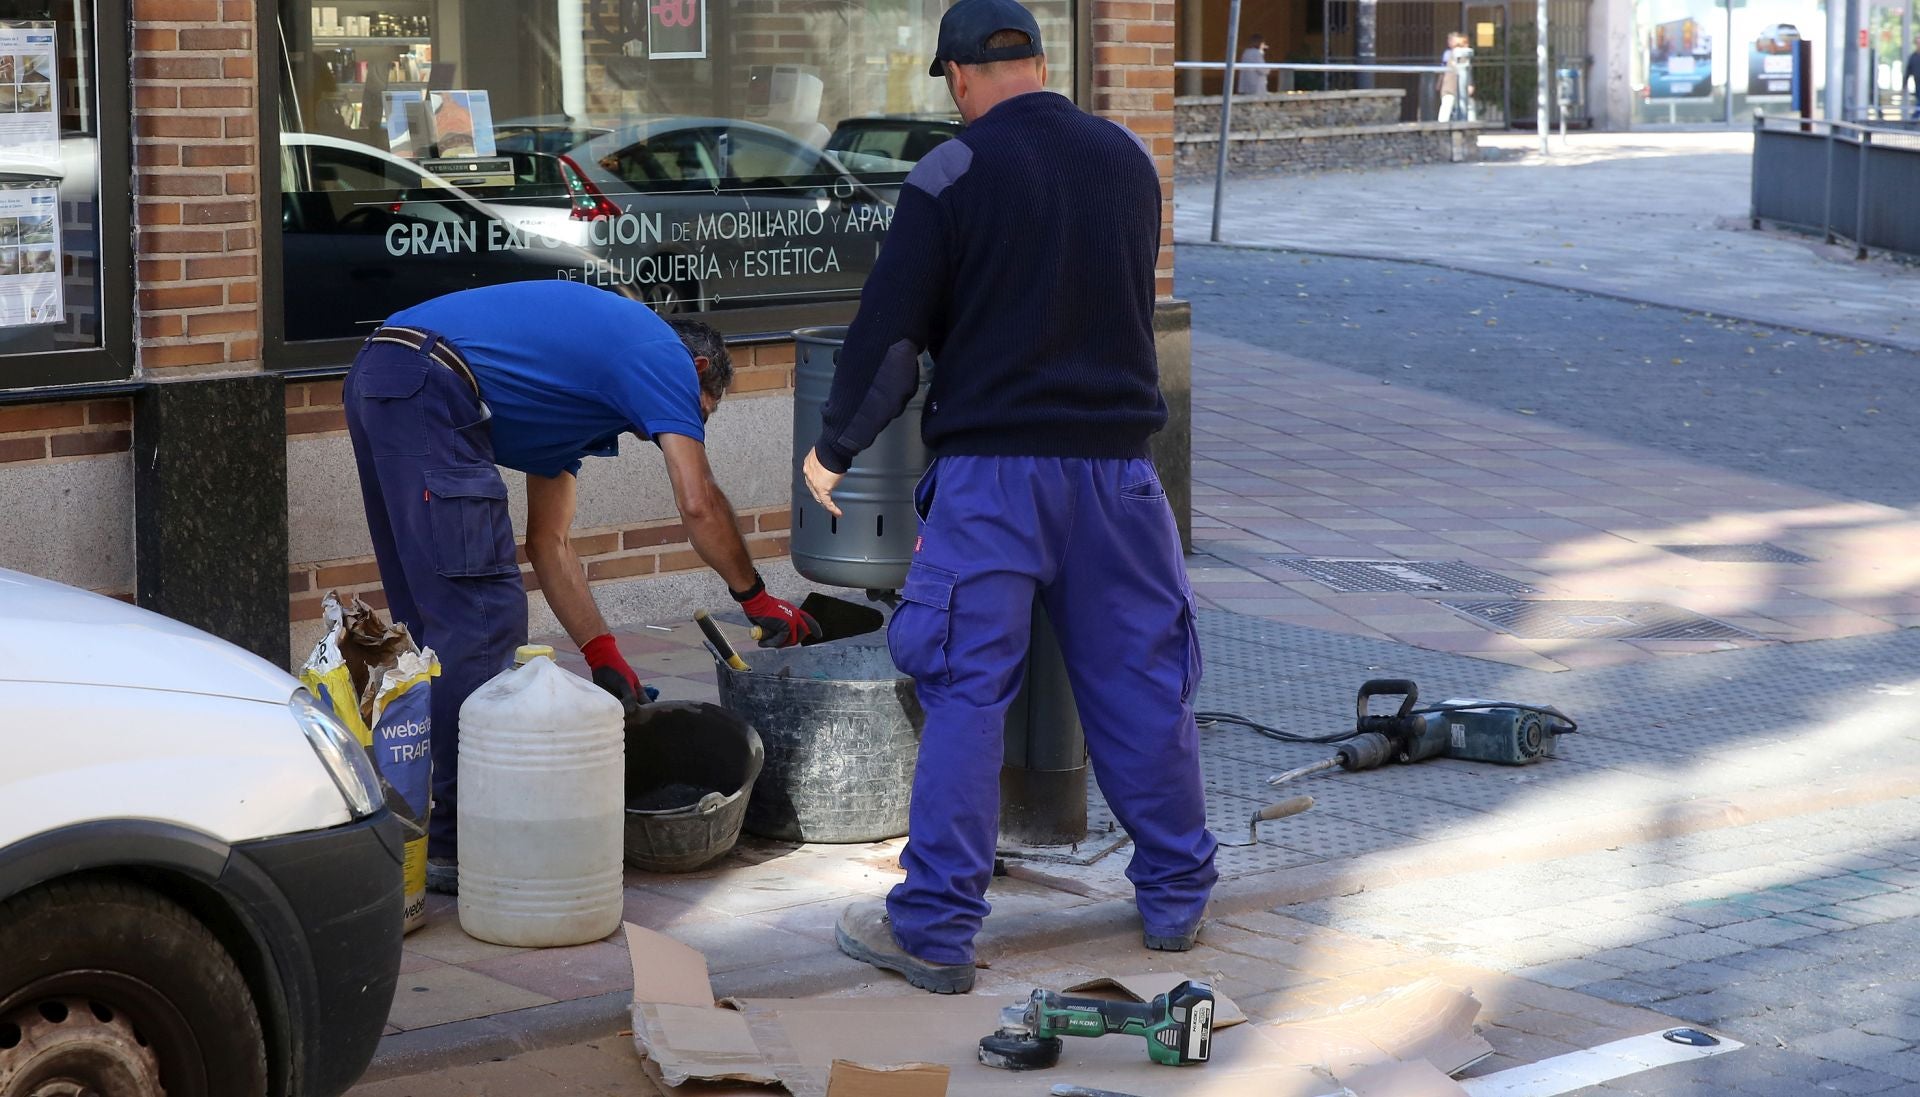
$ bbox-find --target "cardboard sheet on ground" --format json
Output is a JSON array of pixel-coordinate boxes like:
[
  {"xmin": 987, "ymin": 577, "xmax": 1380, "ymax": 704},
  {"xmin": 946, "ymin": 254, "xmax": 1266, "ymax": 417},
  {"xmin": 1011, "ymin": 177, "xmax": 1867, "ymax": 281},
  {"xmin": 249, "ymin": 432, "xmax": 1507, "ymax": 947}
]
[{"xmin": 625, "ymin": 924, "xmax": 1491, "ymax": 1097}]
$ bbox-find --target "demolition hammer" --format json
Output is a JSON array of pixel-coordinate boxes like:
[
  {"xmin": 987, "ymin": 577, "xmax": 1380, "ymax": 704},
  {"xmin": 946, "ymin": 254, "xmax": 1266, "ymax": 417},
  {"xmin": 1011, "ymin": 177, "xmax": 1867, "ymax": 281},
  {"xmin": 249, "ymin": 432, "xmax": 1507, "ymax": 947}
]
[
  {"xmin": 979, "ymin": 980, "xmax": 1214, "ymax": 1070},
  {"xmin": 1258, "ymin": 679, "xmax": 1577, "ymax": 788}
]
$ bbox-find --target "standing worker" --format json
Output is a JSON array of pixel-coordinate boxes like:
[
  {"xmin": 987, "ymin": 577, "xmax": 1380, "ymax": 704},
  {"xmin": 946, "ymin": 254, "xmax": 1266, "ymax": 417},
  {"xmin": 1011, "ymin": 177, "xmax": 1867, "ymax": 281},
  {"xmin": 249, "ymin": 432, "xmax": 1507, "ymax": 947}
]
[
  {"xmin": 803, "ymin": 0, "xmax": 1217, "ymax": 994},
  {"xmin": 344, "ymin": 280, "xmax": 819, "ymax": 895}
]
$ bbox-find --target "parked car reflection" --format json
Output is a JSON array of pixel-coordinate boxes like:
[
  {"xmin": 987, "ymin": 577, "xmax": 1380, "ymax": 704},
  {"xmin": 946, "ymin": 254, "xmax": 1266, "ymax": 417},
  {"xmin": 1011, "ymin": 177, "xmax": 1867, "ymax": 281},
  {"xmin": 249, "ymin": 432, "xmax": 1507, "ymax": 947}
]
[
  {"xmin": 554, "ymin": 118, "xmax": 898, "ymax": 313},
  {"xmin": 278, "ymin": 133, "xmax": 633, "ymax": 342}
]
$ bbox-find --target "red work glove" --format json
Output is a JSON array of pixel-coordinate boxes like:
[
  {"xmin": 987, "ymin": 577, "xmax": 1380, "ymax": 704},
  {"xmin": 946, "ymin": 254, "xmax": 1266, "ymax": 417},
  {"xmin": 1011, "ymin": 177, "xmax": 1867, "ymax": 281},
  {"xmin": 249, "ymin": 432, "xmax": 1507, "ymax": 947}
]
[
  {"xmin": 581, "ymin": 633, "xmax": 642, "ymax": 707},
  {"xmin": 731, "ymin": 573, "xmax": 822, "ymax": 649}
]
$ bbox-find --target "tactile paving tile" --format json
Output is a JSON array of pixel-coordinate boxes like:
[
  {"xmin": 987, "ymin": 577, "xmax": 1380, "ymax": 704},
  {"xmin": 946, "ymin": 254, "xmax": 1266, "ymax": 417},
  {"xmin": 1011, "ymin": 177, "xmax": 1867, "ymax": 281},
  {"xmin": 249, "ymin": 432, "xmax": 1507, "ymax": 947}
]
[
  {"xmin": 1264, "ymin": 557, "xmax": 1537, "ymax": 594},
  {"xmin": 1657, "ymin": 543, "xmax": 1817, "ymax": 564},
  {"xmin": 1442, "ymin": 599, "xmax": 1760, "ymax": 641}
]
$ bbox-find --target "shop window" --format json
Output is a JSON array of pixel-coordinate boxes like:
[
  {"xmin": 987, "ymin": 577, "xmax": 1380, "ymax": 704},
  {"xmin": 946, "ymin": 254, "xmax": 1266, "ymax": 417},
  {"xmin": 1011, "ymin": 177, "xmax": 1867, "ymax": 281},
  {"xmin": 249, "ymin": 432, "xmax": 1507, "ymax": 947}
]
[
  {"xmin": 270, "ymin": 0, "xmax": 1077, "ymax": 352},
  {"xmin": 0, "ymin": 0, "xmax": 130, "ymax": 390}
]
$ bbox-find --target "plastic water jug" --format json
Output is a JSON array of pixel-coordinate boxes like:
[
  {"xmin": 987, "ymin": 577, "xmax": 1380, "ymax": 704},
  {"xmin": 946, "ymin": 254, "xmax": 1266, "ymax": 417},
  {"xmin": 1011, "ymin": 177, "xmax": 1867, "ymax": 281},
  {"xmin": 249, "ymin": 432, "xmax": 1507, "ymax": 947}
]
[{"xmin": 457, "ymin": 645, "xmax": 624, "ymax": 947}]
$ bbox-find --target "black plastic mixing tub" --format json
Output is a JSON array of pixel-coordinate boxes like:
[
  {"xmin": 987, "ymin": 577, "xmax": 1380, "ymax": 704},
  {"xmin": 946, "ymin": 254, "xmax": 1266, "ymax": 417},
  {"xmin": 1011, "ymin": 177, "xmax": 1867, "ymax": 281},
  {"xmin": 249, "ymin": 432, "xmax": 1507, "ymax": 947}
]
[
  {"xmin": 624, "ymin": 701, "xmax": 764, "ymax": 873},
  {"xmin": 715, "ymin": 643, "xmax": 923, "ymax": 843}
]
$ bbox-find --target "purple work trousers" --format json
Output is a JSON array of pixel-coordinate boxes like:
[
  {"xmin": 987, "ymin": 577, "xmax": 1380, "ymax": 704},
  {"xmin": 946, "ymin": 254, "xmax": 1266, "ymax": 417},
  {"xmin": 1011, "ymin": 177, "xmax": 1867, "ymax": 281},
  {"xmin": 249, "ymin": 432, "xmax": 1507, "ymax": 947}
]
[{"xmin": 884, "ymin": 455, "xmax": 1218, "ymax": 965}]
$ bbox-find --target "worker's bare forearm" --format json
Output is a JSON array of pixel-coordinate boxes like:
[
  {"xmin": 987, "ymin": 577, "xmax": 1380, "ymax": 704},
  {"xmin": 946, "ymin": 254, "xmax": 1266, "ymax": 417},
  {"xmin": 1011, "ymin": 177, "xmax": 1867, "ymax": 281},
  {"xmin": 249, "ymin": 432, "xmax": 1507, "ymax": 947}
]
[
  {"xmin": 684, "ymin": 488, "xmax": 757, "ymax": 594},
  {"xmin": 527, "ymin": 538, "xmax": 610, "ymax": 647}
]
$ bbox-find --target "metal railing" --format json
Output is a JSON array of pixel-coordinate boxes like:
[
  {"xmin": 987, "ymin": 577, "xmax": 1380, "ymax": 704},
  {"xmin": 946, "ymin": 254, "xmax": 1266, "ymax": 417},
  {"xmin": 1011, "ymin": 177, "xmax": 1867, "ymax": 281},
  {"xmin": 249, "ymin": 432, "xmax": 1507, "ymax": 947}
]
[{"xmin": 1750, "ymin": 113, "xmax": 1920, "ymax": 261}]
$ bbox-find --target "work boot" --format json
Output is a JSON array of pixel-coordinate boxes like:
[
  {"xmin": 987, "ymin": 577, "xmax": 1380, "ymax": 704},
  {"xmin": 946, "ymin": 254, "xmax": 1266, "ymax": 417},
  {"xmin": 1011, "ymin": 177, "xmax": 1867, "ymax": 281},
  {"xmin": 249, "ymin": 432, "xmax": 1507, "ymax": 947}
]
[
  {"xmin": 427, "ymin": 857, "xmax": 457, "ymax": 896},
  {"xmin": 835, "ymin": 900, "xmax": 975, "ymax": 994},
  {"xmin": 1143, "ymin": 928, "xmax": 1198, "ymax": 952}
]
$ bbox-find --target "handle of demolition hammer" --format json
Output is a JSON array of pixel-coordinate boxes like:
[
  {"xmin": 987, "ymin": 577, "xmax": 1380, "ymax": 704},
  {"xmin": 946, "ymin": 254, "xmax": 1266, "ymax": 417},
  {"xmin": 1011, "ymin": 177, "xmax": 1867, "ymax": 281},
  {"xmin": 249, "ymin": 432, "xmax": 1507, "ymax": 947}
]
[
  {"xmin": 1254, "ymin": 795, "xmax": 1315, "ymax": 823},
  {"xmin": 1356, "ymin": 679, "xmax": 1419, "ymax": 732}
]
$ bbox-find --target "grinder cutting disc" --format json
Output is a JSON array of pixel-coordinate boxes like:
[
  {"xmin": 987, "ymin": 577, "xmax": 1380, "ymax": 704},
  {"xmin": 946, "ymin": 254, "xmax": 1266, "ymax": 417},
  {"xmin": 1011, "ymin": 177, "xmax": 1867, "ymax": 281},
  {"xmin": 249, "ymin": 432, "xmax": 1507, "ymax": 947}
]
[{"xmin": 978, "ymin": 1031, "xmax": 1062, "ymax": 1070}]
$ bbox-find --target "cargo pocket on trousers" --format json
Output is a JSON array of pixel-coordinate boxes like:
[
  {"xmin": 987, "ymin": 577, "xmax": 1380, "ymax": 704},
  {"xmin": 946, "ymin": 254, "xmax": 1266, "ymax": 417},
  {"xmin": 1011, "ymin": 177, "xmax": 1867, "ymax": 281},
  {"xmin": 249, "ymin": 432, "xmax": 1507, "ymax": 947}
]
[
  {"xmin": 1180, "ymin": 589, "xmax": 1203, "ymax": 705},
  {"xmin": 423, "ymin": 467, "xmax": 517, "ymax": 579},
  {"xmin": 887, "ymin": 560, "xmax": 956, "ymax": 687},
  {"xmin": 354, "ymin": 359, "xmax": 430, "ymax": 457}
]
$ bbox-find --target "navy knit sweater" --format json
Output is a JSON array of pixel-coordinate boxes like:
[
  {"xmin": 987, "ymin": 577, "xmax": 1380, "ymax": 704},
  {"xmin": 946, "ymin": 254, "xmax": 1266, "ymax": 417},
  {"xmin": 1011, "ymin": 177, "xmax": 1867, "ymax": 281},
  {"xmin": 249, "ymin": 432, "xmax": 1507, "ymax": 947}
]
[{"xmin": 814, "ymin": 91, "xmax": 1166, "ymax": 473}]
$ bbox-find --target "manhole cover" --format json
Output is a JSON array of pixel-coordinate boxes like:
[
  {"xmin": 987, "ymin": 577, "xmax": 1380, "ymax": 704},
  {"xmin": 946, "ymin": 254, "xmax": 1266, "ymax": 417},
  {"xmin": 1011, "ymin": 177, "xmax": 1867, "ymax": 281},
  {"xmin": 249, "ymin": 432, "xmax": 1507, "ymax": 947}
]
[
  {"xmin": 1657, "ymin": 543, "xmax": 1815, "ymax": 564},
  {"xmin": 1265, "ymin": 558, "xmax": 1535, "ymax": 595},
  {"xmin": 1443, "ymin": 599, "xmax": 1759, "ymax": 641}
]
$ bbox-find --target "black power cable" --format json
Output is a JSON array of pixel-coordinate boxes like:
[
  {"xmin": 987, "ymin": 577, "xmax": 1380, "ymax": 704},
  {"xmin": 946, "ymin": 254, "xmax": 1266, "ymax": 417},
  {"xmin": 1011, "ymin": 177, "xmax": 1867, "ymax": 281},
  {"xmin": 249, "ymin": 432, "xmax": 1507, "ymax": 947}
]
[{"xmin": 1197, "ymin": 701, "xmax": 1577, "ymax": 745}]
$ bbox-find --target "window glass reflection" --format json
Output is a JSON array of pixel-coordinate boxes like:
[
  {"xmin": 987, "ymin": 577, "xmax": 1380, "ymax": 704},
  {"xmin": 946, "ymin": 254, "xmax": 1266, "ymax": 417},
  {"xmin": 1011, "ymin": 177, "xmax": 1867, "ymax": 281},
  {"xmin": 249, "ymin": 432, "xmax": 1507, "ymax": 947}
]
[{"xmin": 277, "ymin": 0, "xmax": 1075, "ymax": 342}]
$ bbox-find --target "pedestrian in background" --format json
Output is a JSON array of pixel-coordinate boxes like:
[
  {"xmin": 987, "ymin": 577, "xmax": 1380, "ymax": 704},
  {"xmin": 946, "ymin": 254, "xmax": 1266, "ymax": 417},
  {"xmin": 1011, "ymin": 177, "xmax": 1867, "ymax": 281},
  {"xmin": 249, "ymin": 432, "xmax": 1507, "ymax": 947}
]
[
  {"xmin": 1236, "ymin": 33, "xmax": 1270, "ymax": 96},
  {"xmin": 1439, "ymin": 31, "xmax": 1475, "ymax": 121},
  {"xmin": 1905, "ymin": 38, "xmax": 1920, "ymax": 120},
  {"xmin": 805, "ymin": 0, "xmax": 1217, "ymax": 995}
]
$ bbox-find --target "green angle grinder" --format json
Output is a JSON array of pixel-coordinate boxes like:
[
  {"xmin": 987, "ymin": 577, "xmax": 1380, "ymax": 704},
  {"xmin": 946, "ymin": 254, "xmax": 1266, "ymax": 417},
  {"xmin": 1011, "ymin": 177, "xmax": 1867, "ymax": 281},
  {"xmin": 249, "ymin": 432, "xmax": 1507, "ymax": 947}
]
[{"xmin": 978, "ymin": 980, "xmax": 1214, "ymax": 1070}]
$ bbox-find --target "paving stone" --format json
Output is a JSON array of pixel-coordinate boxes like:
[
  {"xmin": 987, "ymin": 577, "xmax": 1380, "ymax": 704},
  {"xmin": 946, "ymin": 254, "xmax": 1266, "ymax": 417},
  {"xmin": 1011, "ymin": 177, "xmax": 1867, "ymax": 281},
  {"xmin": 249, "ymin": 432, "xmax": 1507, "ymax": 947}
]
[
  {"xmin": 1848, "ymin": 1050, "xmax": 1920, "ymax": 1083},
  {"xmin": 1708, "ymin": 918, "xmax": 1826, "ymax": 948},
  {"xmin": 1814, "ymin": 1067, "xmax": 1918, "ymax": 1093},
  {"xmin": 1514, "ymin": 957, "xmax": 1626, "ymax": 990},
  {"xmin": 1637, "ymin": 932, "xmax": 1755, "ymax": 964},
  {"xmin": 1794, "ymin": 1028, "xmax": 1913, "ymax": 1066},
  {"xmin": 1860, "ymin": 1015, "xmax": 1920, "ymax": 1043}
]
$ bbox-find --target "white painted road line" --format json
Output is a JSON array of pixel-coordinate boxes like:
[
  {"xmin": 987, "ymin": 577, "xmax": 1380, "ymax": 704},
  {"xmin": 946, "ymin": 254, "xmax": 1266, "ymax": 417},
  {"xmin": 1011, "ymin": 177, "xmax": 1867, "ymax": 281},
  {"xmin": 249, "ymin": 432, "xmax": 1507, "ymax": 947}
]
[{"xmin": 1459, "ymin": 1029, "xmax": 1745, "ymax": 1097}]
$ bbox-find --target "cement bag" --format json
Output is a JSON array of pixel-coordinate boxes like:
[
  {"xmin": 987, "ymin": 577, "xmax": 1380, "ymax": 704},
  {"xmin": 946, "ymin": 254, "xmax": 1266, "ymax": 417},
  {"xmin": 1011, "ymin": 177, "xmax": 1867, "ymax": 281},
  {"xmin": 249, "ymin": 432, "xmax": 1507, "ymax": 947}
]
[{"xmin": 300, "ymin": 591, "xmax": 439, "ymax": 933}]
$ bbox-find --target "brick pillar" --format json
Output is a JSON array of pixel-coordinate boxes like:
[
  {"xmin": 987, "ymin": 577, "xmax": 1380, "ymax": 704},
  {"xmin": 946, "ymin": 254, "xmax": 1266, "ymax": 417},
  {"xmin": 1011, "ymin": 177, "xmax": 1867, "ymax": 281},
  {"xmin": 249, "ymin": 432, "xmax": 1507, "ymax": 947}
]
[
  {"xmin": 1091, "ymin": 0, "xmax": 1176, "ymax": 299},
  {"xmin": 132, "ymin": 0, "xmax": 263, "ymax": 373},
  {"xmin": 130, "ymin": 0, "xmax": 285, "ymax": 659}
]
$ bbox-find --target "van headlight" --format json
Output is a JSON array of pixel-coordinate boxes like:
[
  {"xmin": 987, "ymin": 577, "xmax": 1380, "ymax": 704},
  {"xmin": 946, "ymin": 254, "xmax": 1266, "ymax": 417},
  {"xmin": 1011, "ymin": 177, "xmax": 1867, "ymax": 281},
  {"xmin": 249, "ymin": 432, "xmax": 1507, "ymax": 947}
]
[{"xmin": 290, "ymin": 689, "xmax": 380, "ymax": 819}]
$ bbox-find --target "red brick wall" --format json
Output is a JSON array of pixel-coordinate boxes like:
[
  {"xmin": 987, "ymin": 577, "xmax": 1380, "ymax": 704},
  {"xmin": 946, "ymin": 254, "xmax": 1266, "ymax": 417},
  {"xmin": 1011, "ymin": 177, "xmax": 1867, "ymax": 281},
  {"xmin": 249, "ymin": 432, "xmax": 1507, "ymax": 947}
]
[
  {"xmin": 0, "ymin": 400, "xmax": 133, "ymax": 464},
  {"xmin": 1090, "ymin": 0, "xmax": 1177, "ymax": 299},
  {"xmin": 132, "ymin": 0, "xmax": 263, "ymax": 372}
]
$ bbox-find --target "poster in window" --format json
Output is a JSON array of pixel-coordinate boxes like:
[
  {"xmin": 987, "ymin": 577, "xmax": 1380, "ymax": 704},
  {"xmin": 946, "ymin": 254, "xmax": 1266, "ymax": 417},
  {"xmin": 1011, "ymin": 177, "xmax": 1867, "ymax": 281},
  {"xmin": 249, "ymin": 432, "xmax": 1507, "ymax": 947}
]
[
  {"xmin": 0, "ymin": 21, "xmax": 58, "ymax": 174},
  {"xmin": 648, "ymin": 0, "xmax": 706, "ymax": 59},
  {"xmin": 1649, "ymin": 17, "xmax": 1716, "ymax": 98},
  {"xmin": 0, "ymin": 186, "xmax": 62, "ymax": 328}
]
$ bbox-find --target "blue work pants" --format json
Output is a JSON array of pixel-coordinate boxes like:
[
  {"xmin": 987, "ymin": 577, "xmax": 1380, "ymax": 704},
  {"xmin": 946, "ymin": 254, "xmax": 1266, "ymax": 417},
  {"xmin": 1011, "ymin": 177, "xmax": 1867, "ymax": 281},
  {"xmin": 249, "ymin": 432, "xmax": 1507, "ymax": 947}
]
[
  {"xmin": 342, "ymin": 335, "xmax": 526, "ymax": 861},
  {"xmin": 884, "ymin": 455, "xmax": 1217, "ymax": 965}
]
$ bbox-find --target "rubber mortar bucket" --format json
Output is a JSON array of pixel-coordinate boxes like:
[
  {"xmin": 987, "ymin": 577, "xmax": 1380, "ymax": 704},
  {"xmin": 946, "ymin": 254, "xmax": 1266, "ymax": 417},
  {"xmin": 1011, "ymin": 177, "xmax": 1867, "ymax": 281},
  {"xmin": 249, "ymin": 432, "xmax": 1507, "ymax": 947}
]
[
  {"xmin": 623, "ymin": 701, "xmax": 764, "ymax": 873},
  {"xmin": 716, "ymin": 642, "xmax": 922, "ymax": 843}
]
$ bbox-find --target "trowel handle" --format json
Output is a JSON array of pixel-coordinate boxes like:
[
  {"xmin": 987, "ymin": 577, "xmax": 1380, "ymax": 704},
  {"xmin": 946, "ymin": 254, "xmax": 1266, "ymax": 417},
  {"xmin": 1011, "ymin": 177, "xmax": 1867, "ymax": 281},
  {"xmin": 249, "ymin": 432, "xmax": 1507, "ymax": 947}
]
[
  {"xmin": 1254, "ymin": 795, "xmax": 1314, "ymax": 823},
  {"xmin": 694, "ymin": 609, "xmax": 750, "ymax": 672}
]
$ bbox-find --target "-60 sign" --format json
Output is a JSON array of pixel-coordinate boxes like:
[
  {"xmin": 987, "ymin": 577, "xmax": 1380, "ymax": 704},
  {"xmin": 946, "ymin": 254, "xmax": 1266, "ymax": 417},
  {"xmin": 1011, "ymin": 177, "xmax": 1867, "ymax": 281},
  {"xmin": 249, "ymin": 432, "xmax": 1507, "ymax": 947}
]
[{"xmin": 648, "ymin": 0, "xmax": 705, "ymax": 56}]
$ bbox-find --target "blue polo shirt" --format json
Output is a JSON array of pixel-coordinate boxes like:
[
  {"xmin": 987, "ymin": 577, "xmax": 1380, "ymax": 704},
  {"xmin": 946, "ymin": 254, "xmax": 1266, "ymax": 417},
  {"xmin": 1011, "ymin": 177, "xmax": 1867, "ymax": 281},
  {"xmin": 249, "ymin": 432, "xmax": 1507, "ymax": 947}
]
[{"xmin": 389, "ymin": 281, "xmax": 705, "ymax": 478}]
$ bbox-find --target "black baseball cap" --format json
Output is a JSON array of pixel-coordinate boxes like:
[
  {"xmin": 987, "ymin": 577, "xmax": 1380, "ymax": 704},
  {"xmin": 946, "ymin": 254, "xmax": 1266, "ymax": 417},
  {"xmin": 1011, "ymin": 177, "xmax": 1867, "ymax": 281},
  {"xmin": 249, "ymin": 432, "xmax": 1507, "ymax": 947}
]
[{"xmin": 928, "ymin": 0, "xmax": 1045, "ymax": 77}]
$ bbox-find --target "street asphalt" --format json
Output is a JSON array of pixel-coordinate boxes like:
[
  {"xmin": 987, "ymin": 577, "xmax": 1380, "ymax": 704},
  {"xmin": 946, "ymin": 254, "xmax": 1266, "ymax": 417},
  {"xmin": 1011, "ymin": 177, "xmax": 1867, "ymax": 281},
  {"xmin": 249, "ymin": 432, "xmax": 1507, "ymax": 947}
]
[{"xmin": 1177, "ymin": 246, "xmax": 1920, "ymax": 509}]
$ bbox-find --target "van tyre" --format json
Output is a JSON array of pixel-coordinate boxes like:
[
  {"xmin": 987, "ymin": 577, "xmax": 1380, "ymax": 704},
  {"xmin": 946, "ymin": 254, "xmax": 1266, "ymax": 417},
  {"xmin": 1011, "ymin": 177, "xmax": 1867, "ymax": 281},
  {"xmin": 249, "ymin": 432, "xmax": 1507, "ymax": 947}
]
[{"xmin": 0, "ymin": 878, "xmax": 268, "ymax": 1097}]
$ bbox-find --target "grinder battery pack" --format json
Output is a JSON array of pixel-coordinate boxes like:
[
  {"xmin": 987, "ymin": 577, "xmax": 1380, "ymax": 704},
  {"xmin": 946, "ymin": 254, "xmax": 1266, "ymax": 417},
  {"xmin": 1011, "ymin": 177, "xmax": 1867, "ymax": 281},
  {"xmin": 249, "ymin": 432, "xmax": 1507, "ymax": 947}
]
[{"xmin": 979, "ymin": 980, "xmax": 1214, "ymax": 1070}]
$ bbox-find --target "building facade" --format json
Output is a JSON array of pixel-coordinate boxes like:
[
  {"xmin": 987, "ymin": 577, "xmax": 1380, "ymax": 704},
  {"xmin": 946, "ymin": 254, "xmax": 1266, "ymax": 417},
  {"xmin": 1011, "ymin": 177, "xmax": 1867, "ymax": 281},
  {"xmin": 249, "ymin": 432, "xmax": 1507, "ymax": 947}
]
[{"xmin": 0, "ymin": 0, "xmax": 1189, "ymax": 666}]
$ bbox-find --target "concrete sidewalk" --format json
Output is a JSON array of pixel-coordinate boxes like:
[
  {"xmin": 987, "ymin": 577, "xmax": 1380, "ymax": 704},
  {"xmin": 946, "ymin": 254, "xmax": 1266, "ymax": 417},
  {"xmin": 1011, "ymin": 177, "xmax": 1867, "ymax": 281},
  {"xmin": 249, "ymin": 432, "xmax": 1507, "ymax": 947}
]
[
  {"xmin": 359, "ymin": 331, "xmax": 1920, "ymax": 1086},
  {"xmin": 1175, "ymin": 132, "xmax": 1920, "ymax": 351}
]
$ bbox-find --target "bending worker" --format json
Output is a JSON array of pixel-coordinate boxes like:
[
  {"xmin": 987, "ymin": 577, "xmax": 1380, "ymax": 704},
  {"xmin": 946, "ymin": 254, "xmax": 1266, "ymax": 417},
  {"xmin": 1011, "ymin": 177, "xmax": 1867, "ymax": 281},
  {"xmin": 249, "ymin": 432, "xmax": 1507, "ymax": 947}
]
[
  {"xmin": 804, "ymin": 0, "xmax": 1217, "ymax": 993},
  {"xmin": 344, "ymin": 280, "xmax": 819, "ymax": 894}
]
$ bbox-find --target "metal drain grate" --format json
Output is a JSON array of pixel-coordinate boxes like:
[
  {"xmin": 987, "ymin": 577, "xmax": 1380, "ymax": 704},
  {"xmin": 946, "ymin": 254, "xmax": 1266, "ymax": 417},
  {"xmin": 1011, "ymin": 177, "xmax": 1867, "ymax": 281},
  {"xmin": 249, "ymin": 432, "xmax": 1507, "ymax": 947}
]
[
  {"xmin": 1444, "ymin": 599, "xmax": 1760, "ymax": 641},
  {"xmin": 1657, "ymin": 543, "xmax": 1816, "ymax": 564},
  {"xmin": 1266, "ymin": 557, "xmax": 1535, "ymax": 595}
]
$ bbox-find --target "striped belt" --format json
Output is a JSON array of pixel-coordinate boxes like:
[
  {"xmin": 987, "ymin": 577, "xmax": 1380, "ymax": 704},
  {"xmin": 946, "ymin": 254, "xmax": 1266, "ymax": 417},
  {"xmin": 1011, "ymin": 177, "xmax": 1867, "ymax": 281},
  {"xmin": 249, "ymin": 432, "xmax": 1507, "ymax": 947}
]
[{"xmin": 368, "ymin": 325, "xmax": 480, "ymax": 398}]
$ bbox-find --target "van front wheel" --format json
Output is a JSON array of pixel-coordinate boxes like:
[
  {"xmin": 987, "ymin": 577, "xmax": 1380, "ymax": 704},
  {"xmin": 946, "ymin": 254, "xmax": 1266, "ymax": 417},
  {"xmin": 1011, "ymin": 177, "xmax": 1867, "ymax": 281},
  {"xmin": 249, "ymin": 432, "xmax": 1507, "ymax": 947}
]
[{"xmin": 0, "ymin": 878, "xmax": 269, "ymax": 1097}]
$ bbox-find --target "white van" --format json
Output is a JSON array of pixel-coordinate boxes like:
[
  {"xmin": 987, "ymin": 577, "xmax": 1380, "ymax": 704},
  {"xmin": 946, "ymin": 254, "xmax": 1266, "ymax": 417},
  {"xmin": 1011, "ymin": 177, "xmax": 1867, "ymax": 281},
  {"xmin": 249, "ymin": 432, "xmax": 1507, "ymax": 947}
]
[{"xmin": 0, "ymin": 568, "xmax": 404, "ymax": 1097}]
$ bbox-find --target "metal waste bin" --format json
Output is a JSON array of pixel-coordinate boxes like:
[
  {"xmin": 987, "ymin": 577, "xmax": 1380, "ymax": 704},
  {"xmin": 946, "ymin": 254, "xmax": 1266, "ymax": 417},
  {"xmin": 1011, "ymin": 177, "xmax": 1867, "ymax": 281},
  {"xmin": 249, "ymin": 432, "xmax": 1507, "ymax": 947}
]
[
  {"xmin": 787, "ymin": 326, "xmax": 1087, "ymax": 849},
  {"xmin": 790, "ymin": 326, "xmax": 930, "ymax": 592}
]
